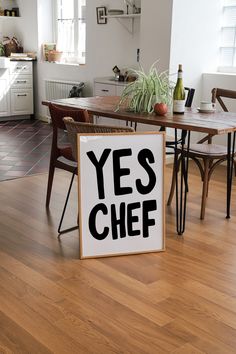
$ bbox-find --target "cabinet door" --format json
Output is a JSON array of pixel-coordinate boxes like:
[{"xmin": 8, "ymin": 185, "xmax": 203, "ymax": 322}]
[
  {"xmin": 116, "ymin": 85, "xmax": 126, "ymax": 96},
  {"xmin": 11, "ymin": 89, "xmax": 33, "ymax": 115},
  {"xmin": 94, "ymin": 83, "xmax": 123, "ymax": 126},
  {"xmin": 0, "ymin": 78, "xmax": 10, "ymax": 117}
]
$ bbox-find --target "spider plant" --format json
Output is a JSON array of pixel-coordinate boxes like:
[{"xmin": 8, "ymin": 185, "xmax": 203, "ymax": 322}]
[{"xmin": 116, "ymin": 61, "xmax": 173, "ymax": 113}]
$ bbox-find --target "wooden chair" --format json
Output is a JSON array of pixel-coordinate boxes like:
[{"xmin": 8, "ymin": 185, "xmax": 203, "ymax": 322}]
[
  {"xmin": 58, "ymin": 118, "xmax": 134, "ymax": 235},
  {"xmin": 167, "ymin": 87, "xmax": 236, "ymax": 220},
  {"xmin": 46, "ymin": 103, "xmax": 90, "ymax": 207}
]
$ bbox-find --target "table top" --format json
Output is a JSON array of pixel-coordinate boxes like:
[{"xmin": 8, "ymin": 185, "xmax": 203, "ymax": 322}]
[{"xmin": 42, "ymin": 96, "xmax": 236, "ymax": 135}]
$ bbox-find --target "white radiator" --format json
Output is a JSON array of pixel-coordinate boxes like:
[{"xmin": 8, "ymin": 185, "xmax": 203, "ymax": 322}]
[{"xmin": 44, "ymin": 79, "xmax": 81, "ymax": 122}]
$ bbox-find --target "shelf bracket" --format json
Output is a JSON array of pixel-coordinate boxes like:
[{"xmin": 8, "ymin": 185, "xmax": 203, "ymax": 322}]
[{"xmin": 117, "ymin": 18, "xmax": 134, "ymax": 34}]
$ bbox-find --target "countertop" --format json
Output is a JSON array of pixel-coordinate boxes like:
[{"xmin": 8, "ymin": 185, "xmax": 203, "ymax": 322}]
[{"xmin": 94, "ymin": 76, "xmax": 129, "ymax": 86}]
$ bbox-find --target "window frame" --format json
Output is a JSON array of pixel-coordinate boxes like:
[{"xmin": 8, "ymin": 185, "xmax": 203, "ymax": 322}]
[
  {"xmin": 219, "ymin": 2, "xmax": 236, "ymax": 72},
  {"xmin": 53, "ymin": 0, "xmax": 86, "ymax": 65}
]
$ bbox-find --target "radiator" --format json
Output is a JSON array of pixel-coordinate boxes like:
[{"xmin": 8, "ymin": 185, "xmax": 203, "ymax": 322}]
[{"xmin": 44, "ymin": 79, "xmax": 81, "ymax": 121}]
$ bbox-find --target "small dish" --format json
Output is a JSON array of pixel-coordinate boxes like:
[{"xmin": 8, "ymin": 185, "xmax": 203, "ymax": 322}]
[{"xmin": 197, "ymin": 108, "xmax": 216, "ymax": 114}]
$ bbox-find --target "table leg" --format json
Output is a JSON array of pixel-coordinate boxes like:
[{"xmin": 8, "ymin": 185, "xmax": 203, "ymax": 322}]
[
  {"xmin": 226, "ymin": 132, "xmax": 236, "ymax": 218},
  {"xmin": 175, "ymin": 129, "xmax": 191, "ymax": 235}
]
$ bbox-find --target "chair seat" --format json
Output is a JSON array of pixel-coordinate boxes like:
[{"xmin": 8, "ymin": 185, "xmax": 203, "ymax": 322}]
[
  {"xmin": 59, "ymin": 145, "xmax": 74, "ymax": 161},
  {"xmin": 188, "ymin": 143, "xmax": 228, "ymax": 156}
]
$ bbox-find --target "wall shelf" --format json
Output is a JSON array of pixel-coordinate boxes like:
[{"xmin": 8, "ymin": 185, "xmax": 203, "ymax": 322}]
[
  {"xmin": 103, "ymin": 14, "xmax": 140, "ymax": 19},
  {"xmin": 102, "ymin": 13, "xmax": 140, "ymax": 33},
  {"xmin": 0, "ymin": 16, "xmax": 21, "ymax": 18}
]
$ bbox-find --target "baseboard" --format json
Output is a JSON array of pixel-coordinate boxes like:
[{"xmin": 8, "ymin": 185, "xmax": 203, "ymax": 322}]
[{"xmin": 38, "ymin": 114, "xmax": 51, "ymax": 123}]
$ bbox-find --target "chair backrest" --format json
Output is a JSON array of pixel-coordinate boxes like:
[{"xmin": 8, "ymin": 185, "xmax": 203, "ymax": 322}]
[
  {"xmin": 185, "ymin": 87, "xmax": 195, "ymax": 108},
  {"xmin": 49, "ymin": 103, "xmax": 90, "ymax": 131},
  {"xmin": 63, "ymin": 118, "xmax": 134, "ymax": 161},
  {"xmin": 211, "ymin": 88, "xmax": 236, "ymax": 112}
]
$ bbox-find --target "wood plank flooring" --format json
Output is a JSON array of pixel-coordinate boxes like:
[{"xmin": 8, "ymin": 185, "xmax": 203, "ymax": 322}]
[{"xmin": 0, "ymin": 163, "xmax": 236, "ymax": 353}]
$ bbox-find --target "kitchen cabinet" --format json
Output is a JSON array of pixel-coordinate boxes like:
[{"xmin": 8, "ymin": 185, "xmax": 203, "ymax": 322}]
[
  {"xmin": 94, "ymin": 77, "xmax": 126, "ymax": 126},
  {"xmin": 0, "ymin": 69, "xmax": 10, "ymax": 117},
  {"xmin": 0, "ymin": 59, "xmax": 34, "ymax": 121}
]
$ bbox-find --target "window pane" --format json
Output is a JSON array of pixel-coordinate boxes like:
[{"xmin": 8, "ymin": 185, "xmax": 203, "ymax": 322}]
[
  {"xmin": 220, "ymin": 47, "xmax": 234, "ymax": 66},
  {"xmin": 55, "ymin": 0, "xmax": 86, "ymax": 63},
  {"xmin": 57, "ymin": 19, "xmax": 74, "ymax": 55},
  {"xmin": 223, "ymin": 6, "xmax": 236, "ymax": 26},
  {"xmin": 57, "ymin": 0, "xmax": 74, "ymax": 19},
  {"xmin": 221, "ymin": 27, "xmax": 236, "ymax": 46},
  {"xmin": 78, "ymin": 1, "xmax": 86, "ymax": 62},
  {"xmin": 224, "ymin": 0, "xmax": 236, "ymax": 5}
]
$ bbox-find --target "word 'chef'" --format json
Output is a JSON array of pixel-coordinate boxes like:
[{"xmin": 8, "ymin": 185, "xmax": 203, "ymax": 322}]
[{"xmin": 86, "ymin": 148, "xmax": 158, "ymax": 240}]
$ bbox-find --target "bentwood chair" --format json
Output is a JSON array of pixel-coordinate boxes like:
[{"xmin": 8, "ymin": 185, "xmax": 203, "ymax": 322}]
[
  {"xmin": 167, "ymin": 87, "xmax": 236, "ymax": 220},
  {"xmin": 46, "ymin": 103, "xmax": 90, "ymax": 207},
  {"xmin": 58, "ymin": 118, "xmax": 134, "ymax": 235}
]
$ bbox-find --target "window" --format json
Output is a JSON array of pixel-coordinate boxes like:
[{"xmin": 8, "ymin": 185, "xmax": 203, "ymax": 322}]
[
  {"xmin": 219, "ymin": 0, "xmax": 236, "ymax": 71},
  {"xmin": 54, "ymin": 0, "xmax": 86, "ymax": 64}
]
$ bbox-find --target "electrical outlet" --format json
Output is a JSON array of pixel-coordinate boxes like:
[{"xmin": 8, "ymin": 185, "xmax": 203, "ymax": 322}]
[{"xmin": 137, "ymin": 48, "xmax": 140, "ymax": 62}]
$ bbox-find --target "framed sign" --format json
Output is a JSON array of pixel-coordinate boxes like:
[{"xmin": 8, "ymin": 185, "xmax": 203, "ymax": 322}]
[{"xmin": 78, "ymin": 132, "xmax": 165, "ymax": 259}]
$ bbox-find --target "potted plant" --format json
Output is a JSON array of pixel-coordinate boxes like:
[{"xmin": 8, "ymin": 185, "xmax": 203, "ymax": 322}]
[{"xmin": 116, "ymin": 61, "xmax": 173, "ymax": 115}]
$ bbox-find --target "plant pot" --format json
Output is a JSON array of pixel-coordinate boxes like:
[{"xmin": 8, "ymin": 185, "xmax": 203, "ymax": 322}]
[{"xmin": 48, "ymin": 50, "xmax": 63, "ymax": 62}]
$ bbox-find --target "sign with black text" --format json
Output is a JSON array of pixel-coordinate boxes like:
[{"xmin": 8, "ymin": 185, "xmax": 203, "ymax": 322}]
[{"xmin": 78, "ymin": 133, "xmax": 165, "ymax": 259}]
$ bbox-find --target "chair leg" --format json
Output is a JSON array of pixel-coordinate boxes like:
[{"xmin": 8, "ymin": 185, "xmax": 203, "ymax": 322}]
[
  {"xmin": 46, "ymin": 161, "xmax": 55, "ymax": 207},
  {"xmin": 167, "ymin": 157, "xmax": 181, "ymax": 206},
  {"xmin": 200, "ymin": 159, "xmax": 210, "ymax": 220},
  {"xmin": 58, "ymin": 169, "xmax": 79, "ymax": 235}
]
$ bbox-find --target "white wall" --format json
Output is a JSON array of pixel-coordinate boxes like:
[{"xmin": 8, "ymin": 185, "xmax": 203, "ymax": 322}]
[
  {"xmin": 170, "ymin": 0, "xmax": 221, "ymax": 107},
  {"xmin": 140, "ymin": 0, "xmax": 173, "ymax": 73}
]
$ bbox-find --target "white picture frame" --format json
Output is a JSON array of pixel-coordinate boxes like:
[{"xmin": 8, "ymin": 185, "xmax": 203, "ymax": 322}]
[{"xmin": 78, "ymin": 132, "xmax": 165, "ymax": 259}]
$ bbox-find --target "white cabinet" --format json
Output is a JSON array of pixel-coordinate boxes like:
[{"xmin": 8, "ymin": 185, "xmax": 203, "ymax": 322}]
[
  {"xmin": 0, "ymin": 60, "xmax": 34, "ymax": 121},
  {"xmin": 10, "ymin": 61, "xmax": 33, "ymax": 75},
  {"xmin": 0, "ymin": 69, "xmax": 10, "ymax": 117},
  {"xmin": 11, "ymin": 75, "xmax": 32, "ymax": 89},
  {"xmin": 94, "ymin": 77, "xmax": 126, "ymax": 126}
]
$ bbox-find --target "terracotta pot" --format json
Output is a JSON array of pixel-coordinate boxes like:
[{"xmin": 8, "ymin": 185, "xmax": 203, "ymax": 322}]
[{"xmin": 48, "ymin": 51, "xmax": 63, "ymax": 62}]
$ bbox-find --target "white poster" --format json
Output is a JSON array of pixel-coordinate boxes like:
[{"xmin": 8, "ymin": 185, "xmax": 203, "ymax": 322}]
[{"xmin": 78, "ymin": 132, "xmax": 165, "ymax": 259}]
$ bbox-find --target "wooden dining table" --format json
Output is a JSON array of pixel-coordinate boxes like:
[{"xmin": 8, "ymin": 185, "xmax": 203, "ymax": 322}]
[{"xmin": 42, "ymin": 96, "xmax": 236, "ymax": 235}]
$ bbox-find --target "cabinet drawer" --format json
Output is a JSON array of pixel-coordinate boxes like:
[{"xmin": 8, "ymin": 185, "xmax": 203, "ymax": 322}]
[
  {"xmin": 10, "ymin": 62, "xmax": 32, "ymax": 75},
  {"xmin": 94, "ymin": 83, "xmax": 116, "ymax": 96},
  {"xmin": 10, "ymin": 89, "xmax": 33, "ymax": 115},
  {"xmin": 11, "ymin": 75, "xmax": 32, "ymax": 89}
]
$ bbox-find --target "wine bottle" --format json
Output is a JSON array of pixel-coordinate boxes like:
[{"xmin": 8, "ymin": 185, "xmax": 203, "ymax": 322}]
[{"xmin": 173, "ymin": 64, "xmax": 185, "ymax": 114}]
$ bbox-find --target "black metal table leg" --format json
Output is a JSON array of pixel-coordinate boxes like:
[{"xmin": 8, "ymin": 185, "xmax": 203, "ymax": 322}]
[
  {"xmin": 226, "ymin": 132, "xmax": 236, "ymax": 219},
  {"xmin": 175, "ymin": 129, "xmax": 191, "ymax": 235}
]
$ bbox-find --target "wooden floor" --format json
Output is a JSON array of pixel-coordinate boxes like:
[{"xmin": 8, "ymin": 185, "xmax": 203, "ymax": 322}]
[{"xmin": 1, "ymin": 164, "xmax": 236, "ymax": 353}]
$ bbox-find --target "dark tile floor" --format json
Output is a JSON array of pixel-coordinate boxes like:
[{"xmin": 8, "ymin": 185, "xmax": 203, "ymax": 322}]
[{"xmin": 0, "ymin": 119, "xmax": 56, "ymax": 181}]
